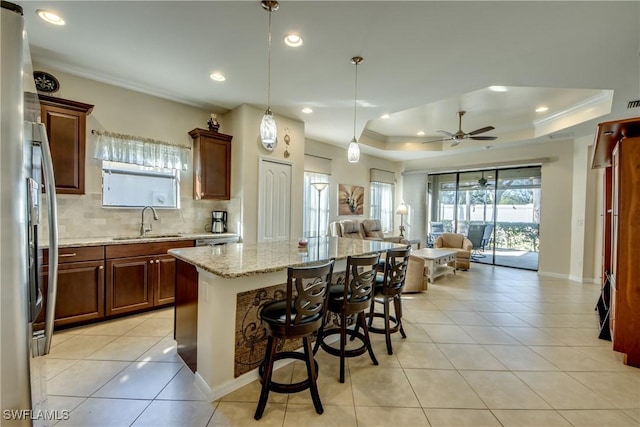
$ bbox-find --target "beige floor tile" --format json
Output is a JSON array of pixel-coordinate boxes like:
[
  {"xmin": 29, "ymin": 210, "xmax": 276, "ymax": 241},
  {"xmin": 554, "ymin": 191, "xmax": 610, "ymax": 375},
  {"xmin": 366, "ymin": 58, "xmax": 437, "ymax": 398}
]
[
  {"xmin": 514, "ymin": 371, "xmax": 617, "ymax": 409},
  {"xmin": 148, "ymin": 307, "xmax": 175, "ymax": 319},
  {"xmin": 208, "ymin": 401, "xmax": 285, "ymax": 426},
  {"xmin": 220, "ymin": 364, "xmax": 293, "ymax": 404},
  {"xmin": 45, "ymin": 358, "xmax": 79, "ymax": 380},
  {"xmin": 156, "ymin": 365, "xmax": 208, "ymax": 401},
  {"xmin": 424, "ymin": 408, "xmax": 501, "ymax": 426},
  {"xmin": 405, "ymin": 369, "xmax": 485, "ymax": 409},
  {"xmin": 499, "ymin": 326, "xmax": 565, "ymax": 346},
  {"xmin": 559, "ymin": 409, "xmax": 640, "ymax": 426},
  {"xmin": 45, "ymin": 395, "xmax": 86, "ymax": 415},
  {"xmin": 355, "ymin": 406, "xmax": 429, "ymax": 426},
  {"xmin": 419, "ymin": 324, "xmax": 476, "ymax": 344},
  {"xmin": 47, "ymin": 335, "xmax": 118, "ymax": 359},
  {"xmin": 77, "ymin": 316, "xmax": 146, "ymax": 336},
  {"xmin": 136, "ymin": 336, "xmax": 182, "ymax": 363},
  {"xmin": 569, "ymin": 372, "xmax": 640, "ymax": 409},
  {"xmin": 403, "ymin": 309, "xmax": 455, "ymax": 324},
  {"xmin": 287, "ymin": 362, "xmax": 354, "ymax": 406},
  {"xmin": 460, "ymin": 325, "xmax": 521, "ymax": 344},
  {"xmin": 50, "ymin": 333, "xmax": 75, "ymax": 348},
  {"xmin": 626, "ymin": 408, "xmax": 640, "ymax": 422},
  {"xmin": 529, "ymin": 346, "xmax": 610, "ymax": 371},
  {"xmin": 394, "ymin": 341, "xmax": 454, "ymax": 369},
  {"xmin": 444, "ymin": 311, "xmax": 493, "ymax": 326},
  {"xmin": 85, "ymin": 336, "xmax": 161, "ymax": 361},
  {"xmin": 491, "ymin": 409, "xmax": 572, "ymax": 426},
  {"xmin": 124, "ymin": 317, "xmax": 174, "ymax": 337},
  {"xmin": 47, "ymin": 360, "xmax": 129, "ymax": 397},
  {"xmin": 350, "ymin": 367, "xmax": 420, "ymax": 407},
  {"xmin": 399, "ymin": 322, "xmax": 434, "ymax": 342},
  {"xmin": 460, "ymin": 371, "xmax": 551, "ymax": 409},
  {"xmin": 437, "ymin": 344, "xmax": 506, "ymax": 370},
  {"xmin": 401, "ymin": 296, "xmax": 439, "ymax": 310},
  {"xmin": 283, "ymin": 403, "xmax": 356, "ymax": 427},
  {"xmin": 483, "ymin": 345, "xmax": 559, "ymax": 371},
  {"xmin": 427, "ymin": 298, "xmax": 471, "ymax": 311},
  {"xmin": 540, "ymin": 327, "xmax": 611, "ymax": 346},
  {"xmin": 55, "ymin": 397, "xmax": 150, "ymax": 427},
  {"xmin": 93, "ymin": 361, "xmax": 182, "ymax": 399},
  {"xmin": 346, "ymin": 338, "xmax": 401, "ymax": 368},
  {"xmin": 480, "ymin": 312, "xmax": 531, "ymax": 327},
  {"xmin": 132, "ymin": 400, "xmax": 216, "ymax": 426}
]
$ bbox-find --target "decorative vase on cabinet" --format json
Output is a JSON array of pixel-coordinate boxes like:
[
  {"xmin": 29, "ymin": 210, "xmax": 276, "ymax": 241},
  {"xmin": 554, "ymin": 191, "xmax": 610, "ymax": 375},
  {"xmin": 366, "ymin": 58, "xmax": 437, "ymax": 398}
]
[{"xmin": 189, "ymin": 128, "xmax": 232, "ymax": 200}]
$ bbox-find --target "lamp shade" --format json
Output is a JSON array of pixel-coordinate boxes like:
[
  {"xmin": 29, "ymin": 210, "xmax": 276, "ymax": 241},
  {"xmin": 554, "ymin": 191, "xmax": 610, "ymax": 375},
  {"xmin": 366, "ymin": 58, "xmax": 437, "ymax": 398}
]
[
  {"xmin": 347, "ymin": 137, "xmax": 360, "ymax": 163},
  {"xmin": 260, "ymin": 108, "xmax": 277, "ymax": 146},
  {"xmin": 395, "ymin": 202, "xmax": 408, "ymax": 215},
  {"xmin": 311, "ymin": 182, "xmax": 329, "ymax": 192}
]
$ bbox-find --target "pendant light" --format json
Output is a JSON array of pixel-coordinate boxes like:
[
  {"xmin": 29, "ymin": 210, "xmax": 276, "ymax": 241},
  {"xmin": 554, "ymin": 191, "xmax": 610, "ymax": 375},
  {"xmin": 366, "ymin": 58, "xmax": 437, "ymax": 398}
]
[
  {"xmin": 348, "ymin": 56, "xmax": 363, "ymax": 163},
  {"xmin": 260, "ymin": 1, "xmax": 279, "ymax": 151}
]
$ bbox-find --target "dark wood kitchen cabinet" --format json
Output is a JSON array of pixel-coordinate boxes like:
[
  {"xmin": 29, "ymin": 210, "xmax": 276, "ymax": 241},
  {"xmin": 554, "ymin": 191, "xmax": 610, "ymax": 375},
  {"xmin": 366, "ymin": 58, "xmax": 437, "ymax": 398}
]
[
  {"xmin": 189, "ymin": 128, "xmax": 232, "ymax": 200},
  {"xmin": 105, "ymin": 240, "xmax": 194, "ymax": 316},
  {"xmin": 37, "ymin": 245, "xmax": 105, "ymax": 328},
  {"xmin": 39, "ymin": 95, "xmax": 94, "ymax": 195}
]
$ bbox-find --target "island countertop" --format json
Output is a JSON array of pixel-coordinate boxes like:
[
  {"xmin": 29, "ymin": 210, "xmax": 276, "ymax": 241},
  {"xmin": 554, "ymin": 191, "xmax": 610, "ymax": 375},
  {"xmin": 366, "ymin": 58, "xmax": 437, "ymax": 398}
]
[{"xmin": 168, "ymin": 236, "xmax": 400, "ymax": 279}]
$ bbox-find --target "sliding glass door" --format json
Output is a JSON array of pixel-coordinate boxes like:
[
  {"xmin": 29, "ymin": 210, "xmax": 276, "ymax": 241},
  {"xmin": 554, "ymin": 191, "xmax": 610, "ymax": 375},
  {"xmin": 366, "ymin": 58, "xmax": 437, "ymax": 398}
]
[{"xmin": 427, "ymin": 166, "xmax": 540, "ymax": 271}]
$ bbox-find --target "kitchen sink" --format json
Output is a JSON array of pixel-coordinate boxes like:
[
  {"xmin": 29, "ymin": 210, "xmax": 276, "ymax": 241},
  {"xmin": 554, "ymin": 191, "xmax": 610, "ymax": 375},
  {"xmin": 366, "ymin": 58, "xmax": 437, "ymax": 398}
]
[{"xmin": 112, "ymin": 234, "xmax": 182, "ymax": 241}]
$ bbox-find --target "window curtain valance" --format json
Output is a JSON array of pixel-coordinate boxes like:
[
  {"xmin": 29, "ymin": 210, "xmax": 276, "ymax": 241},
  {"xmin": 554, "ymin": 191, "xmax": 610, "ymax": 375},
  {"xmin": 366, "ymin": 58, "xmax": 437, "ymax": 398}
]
[{"xmin": 93, "ymin": 130, "xmax": 190, "ymax": 171}]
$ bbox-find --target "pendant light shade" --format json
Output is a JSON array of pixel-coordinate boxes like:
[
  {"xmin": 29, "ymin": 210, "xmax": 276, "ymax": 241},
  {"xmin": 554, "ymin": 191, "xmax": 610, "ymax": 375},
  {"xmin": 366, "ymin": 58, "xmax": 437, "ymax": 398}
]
[
  {"xmin": 348, "ymin": 56, "xmax": 363, "ymax": 163},
  {"xmin": 260, "ymin": 1, "xmax": 279, "ymax": 150}
]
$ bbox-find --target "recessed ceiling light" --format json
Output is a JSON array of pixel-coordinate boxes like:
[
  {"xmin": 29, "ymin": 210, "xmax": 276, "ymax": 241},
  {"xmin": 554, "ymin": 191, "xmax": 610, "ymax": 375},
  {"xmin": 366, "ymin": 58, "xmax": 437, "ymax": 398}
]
[
  {"xmin": 284, "ymin": 34, "xmax": 303, "ymax": 47},
  {"xmin": 489, "ymin": 85, "xmax": 508, "ymax": 92},
  {"xmin": 301, "ymin": 107, "xmax": 313, "ymax": 114},
  {"xmin": 209, "ymin": 72, "xmax": 226, "ymax": 82},
  {"xmin": 36, "ymin": 9, "xmax": 65, "ymax": 26},
  {"xmin": 535, "ymin": 106, "xmax": 549, "ymax": 113},
  {"xmin": 417, "ymin": 131, "xmax": 425, "ymax": 136},
  {"xmin": 380, "ymin": 114, "xmax": 390, "ymax": 119}
]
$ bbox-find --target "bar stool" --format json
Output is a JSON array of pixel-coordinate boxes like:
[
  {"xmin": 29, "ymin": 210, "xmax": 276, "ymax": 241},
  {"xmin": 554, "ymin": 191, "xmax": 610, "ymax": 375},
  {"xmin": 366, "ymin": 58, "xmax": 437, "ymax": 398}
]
[
  {"xmin": 313, "ymin": 253, "xmax": 380, "ymax": 383},
  {"xmin": 254, "ymin": 259, "xmax": 335, "ymax": 420},
  {"xmin": 367, "ymin": 246, "xmax": 411, "ymax": 355}
]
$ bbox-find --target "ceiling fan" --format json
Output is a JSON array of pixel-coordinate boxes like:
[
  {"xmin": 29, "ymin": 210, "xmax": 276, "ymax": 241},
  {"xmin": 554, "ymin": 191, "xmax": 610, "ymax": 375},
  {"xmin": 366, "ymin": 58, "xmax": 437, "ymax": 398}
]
[{"xmin": 423, "ymin": 110, "xmax": 497, "ymax": 147}]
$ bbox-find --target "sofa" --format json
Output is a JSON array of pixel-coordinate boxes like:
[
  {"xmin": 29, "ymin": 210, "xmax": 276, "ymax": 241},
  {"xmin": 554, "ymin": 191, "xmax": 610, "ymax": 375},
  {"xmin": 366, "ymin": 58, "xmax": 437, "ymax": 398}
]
[
  {"xmin": 433, "ymin": 232, "xmax": 472, "ymax": 270},
  {"xmin": 327, "ymin": 219, "xmax": 427, "ymax": 292}
]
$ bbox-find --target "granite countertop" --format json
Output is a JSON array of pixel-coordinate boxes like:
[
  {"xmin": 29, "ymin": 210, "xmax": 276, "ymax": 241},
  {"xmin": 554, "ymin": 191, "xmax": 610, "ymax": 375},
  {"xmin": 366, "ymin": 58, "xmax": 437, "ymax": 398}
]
[
  {"xmin": 45, "ymin": 233, "xmax": 240, "ymax": 249},
  {"xmin": 168, "ymin": 236, "xmax": 402, "ymax": 279}
]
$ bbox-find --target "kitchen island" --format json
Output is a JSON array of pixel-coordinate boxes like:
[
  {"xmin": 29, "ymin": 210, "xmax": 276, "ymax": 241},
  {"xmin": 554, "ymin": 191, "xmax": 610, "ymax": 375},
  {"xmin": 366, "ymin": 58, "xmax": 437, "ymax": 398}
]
[{"xmin": 168, "ymin": 236, "xmax": 400, "ymax": 401}]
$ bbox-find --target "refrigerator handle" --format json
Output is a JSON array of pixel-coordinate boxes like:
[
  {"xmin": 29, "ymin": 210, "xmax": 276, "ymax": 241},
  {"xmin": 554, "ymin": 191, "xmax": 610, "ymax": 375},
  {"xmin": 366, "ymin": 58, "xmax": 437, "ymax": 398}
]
[{"xmin": 38, "ymin": 122, "xmax": 58, "ymax": 355}]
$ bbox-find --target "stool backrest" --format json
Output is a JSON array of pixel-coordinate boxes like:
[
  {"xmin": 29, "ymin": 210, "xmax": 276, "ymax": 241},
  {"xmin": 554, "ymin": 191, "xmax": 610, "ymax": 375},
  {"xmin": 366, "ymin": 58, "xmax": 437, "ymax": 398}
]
[
  {"xmin": 287, "ymin": 259, "xmax": 335, "ymax": 327},
  {"xmin": 342, "ymin": 253, "xmax": 380, "ymax": 310},
  {"xmin": 381, "ymin": 247, "xmax": 411, "ymax": 294}
]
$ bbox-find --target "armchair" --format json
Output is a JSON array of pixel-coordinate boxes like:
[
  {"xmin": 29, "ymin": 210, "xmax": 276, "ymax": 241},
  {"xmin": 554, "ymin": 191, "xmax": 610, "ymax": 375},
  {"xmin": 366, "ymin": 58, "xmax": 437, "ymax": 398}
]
[
  {"xmin": 361, "ymin": 219, "xmax": 407, "ymax": 244},
  {"xmin": 433, "ymin": 232, "xmax": 472, "ymax": 270}
]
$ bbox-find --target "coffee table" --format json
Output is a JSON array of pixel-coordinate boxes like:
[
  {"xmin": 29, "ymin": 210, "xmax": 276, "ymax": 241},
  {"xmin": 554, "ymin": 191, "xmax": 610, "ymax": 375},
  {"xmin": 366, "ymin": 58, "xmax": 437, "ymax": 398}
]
[{"xmin": 411, "ymin": 248, "xmax": 457, "ymax": 283}]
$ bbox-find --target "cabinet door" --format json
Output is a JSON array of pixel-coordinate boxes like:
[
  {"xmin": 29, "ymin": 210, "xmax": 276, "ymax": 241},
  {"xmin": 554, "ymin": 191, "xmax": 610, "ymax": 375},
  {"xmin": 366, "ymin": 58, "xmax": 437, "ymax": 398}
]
[
  {"xmin": 36, "ymin": 260, "xmax": 105, "ymax": 328},
  {"xmin": 155, "ymin": 254, "xmax": 177, "ymax": 306},
  {"xmin": 40, "ymin": 97, "xmax": 92, "ymax": 195},
  {"xmin": 190, "ymin": 129, "xmax": 232, "ymax": 200},
  {"xmin": 106, "ymin": 256, "xmax": 154, "ymax": 316}
]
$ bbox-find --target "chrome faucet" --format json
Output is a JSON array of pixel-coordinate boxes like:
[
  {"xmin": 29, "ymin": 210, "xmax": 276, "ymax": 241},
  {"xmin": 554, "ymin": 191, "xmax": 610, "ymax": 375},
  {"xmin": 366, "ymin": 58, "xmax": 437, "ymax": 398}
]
[{"xmin": 140, "ymin": 206, "xmax": 159, "ymax": 236}]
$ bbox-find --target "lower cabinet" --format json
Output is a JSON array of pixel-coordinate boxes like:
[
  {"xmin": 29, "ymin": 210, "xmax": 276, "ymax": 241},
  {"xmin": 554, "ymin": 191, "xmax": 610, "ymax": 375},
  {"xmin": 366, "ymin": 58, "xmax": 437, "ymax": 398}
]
[
  {"xmin": 105, "ymin": 240, "xmax": 194, "ymax": 316},
  {"xmin": 38, "ymin": 246, "xmax": 105, "ymax": 328}
]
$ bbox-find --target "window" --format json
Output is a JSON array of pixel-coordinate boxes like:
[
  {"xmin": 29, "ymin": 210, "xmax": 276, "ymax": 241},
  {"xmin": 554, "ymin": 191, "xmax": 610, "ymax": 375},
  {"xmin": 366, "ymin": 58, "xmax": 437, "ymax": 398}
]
[
  {"xmin": 303, "ymin": 172, "xmax": 330, "ymax": 237},
  {"xmin": 102, "ymin": 161, "xmax": 180, "ymax": 208},
  {"xmin": 370, "ymin": 181, "xmax": 394, "ymax": 233}
]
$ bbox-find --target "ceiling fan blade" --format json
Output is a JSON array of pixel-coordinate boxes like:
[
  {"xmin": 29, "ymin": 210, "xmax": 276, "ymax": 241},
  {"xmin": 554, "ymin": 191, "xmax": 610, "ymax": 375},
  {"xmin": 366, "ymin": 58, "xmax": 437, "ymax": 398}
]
[
  {"xmin": 468, "ymin": 126, "xmax": 495, "ymax": 135},
  {"xmin": 421, "ymin": 137, "xmax": 450, "ymax": 144},
  {"xmin": 469, "ymin": 136, "xmax": 498, "ymax": 141},
  {"xmin": 437, "ymin": 130, "xmax": 455, "ymax": 137}
]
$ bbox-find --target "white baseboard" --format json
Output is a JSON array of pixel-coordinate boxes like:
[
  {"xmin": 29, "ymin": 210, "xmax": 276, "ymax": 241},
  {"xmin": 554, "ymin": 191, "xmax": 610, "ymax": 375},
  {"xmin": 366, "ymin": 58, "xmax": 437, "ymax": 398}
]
[{"xmin": 540, "ymin": 271, "xmax": 599, "ymax": 284}]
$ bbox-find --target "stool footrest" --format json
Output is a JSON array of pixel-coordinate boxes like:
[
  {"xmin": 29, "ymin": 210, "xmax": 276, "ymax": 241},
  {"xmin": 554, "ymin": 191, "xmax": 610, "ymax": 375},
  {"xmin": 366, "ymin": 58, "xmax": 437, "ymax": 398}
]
[
  {"xmin": 366, "ymin": 312, "xmax": 401, "ymax": 334},
  {"xmin": 258, "ymin": 351, "xmax": 318, "ymax": 394},
  {"xmin": 318, "ymin": 328, "xmax": 369, "ymax": 358}
]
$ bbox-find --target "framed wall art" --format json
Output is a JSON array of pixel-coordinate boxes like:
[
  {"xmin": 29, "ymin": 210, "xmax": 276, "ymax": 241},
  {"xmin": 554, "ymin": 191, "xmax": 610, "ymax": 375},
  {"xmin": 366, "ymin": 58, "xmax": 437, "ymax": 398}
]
[{"xmin": 338, "ymin": 184, "xmax": 364, "ymax": 215}]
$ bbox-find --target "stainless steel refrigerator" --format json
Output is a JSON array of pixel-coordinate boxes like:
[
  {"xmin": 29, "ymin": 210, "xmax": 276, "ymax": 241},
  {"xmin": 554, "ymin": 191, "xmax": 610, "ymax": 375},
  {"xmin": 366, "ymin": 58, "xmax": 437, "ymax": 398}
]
[{"xmin": 1, "ymin": 1, "xmax": 59, "ymax": 425}]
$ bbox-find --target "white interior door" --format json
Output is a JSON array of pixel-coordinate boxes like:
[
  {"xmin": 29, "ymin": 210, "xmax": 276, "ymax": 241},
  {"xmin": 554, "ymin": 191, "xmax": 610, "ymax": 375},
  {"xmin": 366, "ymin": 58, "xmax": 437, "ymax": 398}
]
[{"xmin": 258, "ymin": 159, "xmax": 292, "ymax": 242}]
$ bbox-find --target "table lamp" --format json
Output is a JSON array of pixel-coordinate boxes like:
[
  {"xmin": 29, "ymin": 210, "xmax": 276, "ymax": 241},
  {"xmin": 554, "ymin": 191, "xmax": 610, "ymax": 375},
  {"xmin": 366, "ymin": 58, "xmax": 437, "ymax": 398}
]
[{"xmin": 395, "ymin": 202, "xmax": 408, "ymax": 237}]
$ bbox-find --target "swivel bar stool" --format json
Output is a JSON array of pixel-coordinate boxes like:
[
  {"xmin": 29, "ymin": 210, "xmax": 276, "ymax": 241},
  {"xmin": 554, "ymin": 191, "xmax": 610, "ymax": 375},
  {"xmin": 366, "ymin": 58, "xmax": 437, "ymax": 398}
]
[
  {"xmin": 314, "ymin": 253, "xmax": 380, "ymax": 383},
  {"xmin": 366, "ymin": 246, "xmax": 411, "ymax": 355},
  {"xmin": 254, "ymin": 259, "xmax": 335, "ymax": 420}
]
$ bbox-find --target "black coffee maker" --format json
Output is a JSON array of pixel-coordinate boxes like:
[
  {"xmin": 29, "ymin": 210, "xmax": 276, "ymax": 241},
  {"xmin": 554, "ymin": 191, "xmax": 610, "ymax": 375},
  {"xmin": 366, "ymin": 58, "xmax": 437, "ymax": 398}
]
[{"xmin": 211, "ymin": 211, "xmax": 227, "ymax": 233}]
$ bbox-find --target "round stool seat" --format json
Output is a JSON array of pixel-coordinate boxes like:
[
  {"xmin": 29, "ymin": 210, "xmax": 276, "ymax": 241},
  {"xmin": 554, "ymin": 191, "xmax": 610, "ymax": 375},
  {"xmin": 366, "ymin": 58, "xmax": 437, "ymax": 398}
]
[{"xmin": 261, "ymin": 301, "xmax": 322, "ymax": 325}]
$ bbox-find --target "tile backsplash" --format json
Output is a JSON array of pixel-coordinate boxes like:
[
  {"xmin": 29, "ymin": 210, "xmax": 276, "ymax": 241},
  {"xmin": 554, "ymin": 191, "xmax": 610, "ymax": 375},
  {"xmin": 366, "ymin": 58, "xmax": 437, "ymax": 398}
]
[{"xmin": 41, "ymin": 193, "xmax": 241, "ymax": 239}]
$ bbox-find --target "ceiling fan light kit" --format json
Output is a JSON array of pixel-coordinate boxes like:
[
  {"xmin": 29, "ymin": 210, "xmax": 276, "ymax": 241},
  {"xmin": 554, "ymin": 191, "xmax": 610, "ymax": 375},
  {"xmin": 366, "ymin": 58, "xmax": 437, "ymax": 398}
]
[
  {"xmin": 348, "ymin": 56, "xmax": 364, "ymax": 163},
  {"xmin": 423, "ymin": 110, "xmax": 497, "ymax": 146},
  {"xmin": 259, "ymin": 0, "xmax": 279, "ymax": 151}
]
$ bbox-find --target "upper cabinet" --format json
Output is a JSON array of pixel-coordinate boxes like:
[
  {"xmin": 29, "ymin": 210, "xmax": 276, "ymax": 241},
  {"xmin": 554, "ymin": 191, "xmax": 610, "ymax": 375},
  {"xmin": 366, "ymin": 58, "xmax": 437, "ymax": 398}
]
[
  {"xmin": 39, "ymin": 95, "xmax": 94, "ymax": 194},
  {"xmin": 189, "ymin": 128, "xmax": 232, "ymax": 200}
]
